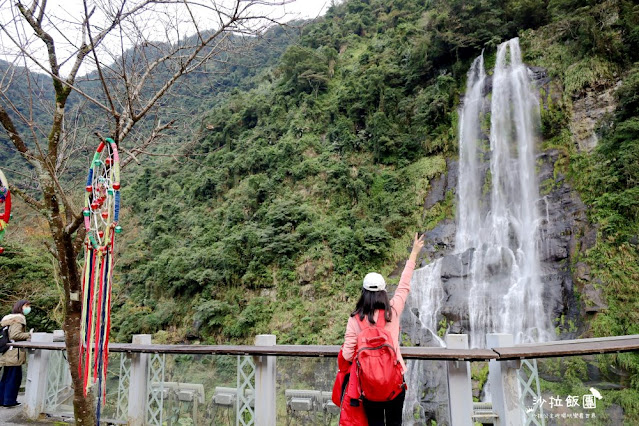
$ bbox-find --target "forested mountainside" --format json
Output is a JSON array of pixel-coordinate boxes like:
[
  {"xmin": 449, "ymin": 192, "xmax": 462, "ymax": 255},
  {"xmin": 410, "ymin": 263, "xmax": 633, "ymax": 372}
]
[
  {"xmin": 113, "ymin": 0, "xmax": 638, "ymax": 344},
  {"xmin": 2, "ymin": 0, "xmax": 638, "ymax": 419},
  {"xmin": 0, "ymin": 23, "xmax": 296, "ymax": 330},
  {"xmin": 0, "ymin": 25, "xmax": 295, "ymax": 169}
]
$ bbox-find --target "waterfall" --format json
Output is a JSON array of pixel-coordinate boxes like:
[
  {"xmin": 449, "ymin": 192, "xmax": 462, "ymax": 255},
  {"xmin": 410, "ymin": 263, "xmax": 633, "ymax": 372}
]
[
  {"xmin": 468, "ymin": 38, "xmax": 550, "ymax": 347},
  {"xmin": 405, "ymin": 52, "xmax": 487, "ymax": 350},
  {"xmin": 456, "ymin": 53, "xmax": 486, "ymax": 253},
  {"xmin": 406, "ymin": 261, "xmax": 446, "ymax": 347},
  {"xmin": 404, "ymin": 37, "xmax": 552, "ymax": 423}
]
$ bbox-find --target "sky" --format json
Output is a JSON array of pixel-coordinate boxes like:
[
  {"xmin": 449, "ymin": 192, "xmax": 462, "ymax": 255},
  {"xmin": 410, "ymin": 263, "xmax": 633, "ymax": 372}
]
[
  {"xmin": 279, "ymin": 0, "xmax": 331, "ymax": 20},
  {"xmin": 0, "ymin": 0, "xmax": 332, "ymax": 75}
]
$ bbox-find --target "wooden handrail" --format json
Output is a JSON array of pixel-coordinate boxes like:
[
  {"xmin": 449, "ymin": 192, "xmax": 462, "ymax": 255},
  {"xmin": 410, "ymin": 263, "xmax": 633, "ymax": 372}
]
[
  {"xmin": 11, "ymin": 334, "xmax": 639, "ymax": 361},
  {"xmin": 9, "ymin": 341, "xmax": 496, "ymax": 360},
  {"xmin": 492, "ymin": 334, "xmax": 639, "ymax": 360}
]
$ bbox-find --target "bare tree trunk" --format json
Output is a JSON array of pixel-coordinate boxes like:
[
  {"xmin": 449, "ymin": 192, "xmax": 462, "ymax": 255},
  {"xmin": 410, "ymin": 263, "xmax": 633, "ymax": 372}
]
[{"xmin": 65, "ymin": 299, "xmax": 97, "ymax": 426}]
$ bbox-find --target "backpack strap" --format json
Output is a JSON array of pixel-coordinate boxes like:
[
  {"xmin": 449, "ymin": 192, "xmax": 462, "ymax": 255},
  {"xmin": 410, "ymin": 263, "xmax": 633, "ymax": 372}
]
[{"xmin": 356, "ymin": 309, "xmax": 386, "ymax": 330}]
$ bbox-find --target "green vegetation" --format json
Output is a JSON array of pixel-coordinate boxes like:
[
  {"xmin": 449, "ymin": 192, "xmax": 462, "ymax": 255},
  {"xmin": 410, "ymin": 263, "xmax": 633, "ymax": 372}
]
[
  {"xmin": 0, "ymin": 202, "xmax": 59, "ymax": 331},
  {"xmin": 523, "ymin": 2, "xmax": 639, "ymax": 420},
  {"xmin": 561, "ymin": 66, "xmax": 639, "ymax": 398},
  {"xmin": 0, "ymin": 243, "xmax": 59, "ymax": 331},
  {"xmin": 116, "ymin": 0, "xmax": 476, "ymax": 344},
  {"xmin": 471, "ymin": 362, "xmax": 489, "ymax": 402}
]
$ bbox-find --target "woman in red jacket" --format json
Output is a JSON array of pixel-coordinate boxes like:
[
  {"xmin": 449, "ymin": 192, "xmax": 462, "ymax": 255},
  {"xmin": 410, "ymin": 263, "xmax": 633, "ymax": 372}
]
[{"xmin": 339, "ymin": 233, "xmax": 424, "ymax": 426}]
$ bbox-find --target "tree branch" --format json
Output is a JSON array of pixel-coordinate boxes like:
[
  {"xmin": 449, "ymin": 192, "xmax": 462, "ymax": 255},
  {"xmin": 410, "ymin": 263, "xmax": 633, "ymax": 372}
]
[
  {"xmin": 66, "ymin": 213, "xmax": 85, "ymax": 236},
  {"xmin": 73, "ymin": 227, "xmax": 87, "ymax": 255},
  {"xmin": 9, "ymin": 185, "xmax": 45, "ymax": 211},
  {"xmin": 0, "ymin": 104, "xmax": 36, "ymax": 162},
  {"xmin": 121, "ymin": 119, "xmax": 176, "ymax": 168},
  {"xmin": 15, "ymin": 0, "xmax": 63, "ymax": 89},
  {"xmin": 124, "ymin": 27, "xmax": 231, "ymax": 131},
  {"xmin": 84, "ymin": 1, "xmax": 120, "ymax": 133}
]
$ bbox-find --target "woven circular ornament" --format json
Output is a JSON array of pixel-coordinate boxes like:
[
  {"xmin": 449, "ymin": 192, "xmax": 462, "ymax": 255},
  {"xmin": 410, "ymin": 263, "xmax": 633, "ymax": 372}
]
[{"xmin": 83, "ymin": 138, "xmax": 121, "ymax": 251}]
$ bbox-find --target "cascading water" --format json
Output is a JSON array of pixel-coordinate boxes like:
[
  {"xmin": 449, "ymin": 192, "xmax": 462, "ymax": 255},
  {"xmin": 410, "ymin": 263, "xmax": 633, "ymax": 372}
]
[
  {"xmin": 403, "ymin": 37, "xmax": 552, "ymax": 423},
  {"xmin": 466, "ymin": 37, "xmax": 551, "ymax": 347},
  {"xmin": 405, "ymin": 51, "xmax": 487, "ymax": 351},
  {"xmin": 455, "ymin": 53, "xmax": 486, "ymax": 253},
  {"xmin": 402, "ymin": 52, "xmax": 488, "ymax": 425}
]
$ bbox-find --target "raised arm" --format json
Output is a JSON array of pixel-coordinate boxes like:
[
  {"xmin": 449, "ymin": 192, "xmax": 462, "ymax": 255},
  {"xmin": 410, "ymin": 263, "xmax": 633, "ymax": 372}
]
[
  {"xmin": 391, "ymin": 233, "xmax": 425, "ymax": 313},
  {"xmin": 408, "ymin": 233, "xmax": 424, "ymax": 265}
]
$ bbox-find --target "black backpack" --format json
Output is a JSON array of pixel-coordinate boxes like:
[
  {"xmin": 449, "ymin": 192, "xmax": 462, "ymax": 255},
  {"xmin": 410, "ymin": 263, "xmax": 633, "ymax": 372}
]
[{"xmin": 0, "ymin": 325, "xmax": 11, "ymax": 353}]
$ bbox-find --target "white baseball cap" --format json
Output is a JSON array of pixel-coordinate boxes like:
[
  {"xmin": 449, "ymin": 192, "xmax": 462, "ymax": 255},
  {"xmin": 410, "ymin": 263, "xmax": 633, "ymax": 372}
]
[{"xmin": 363, "ymin": 272, "xmax": 386, "ymax": 292}]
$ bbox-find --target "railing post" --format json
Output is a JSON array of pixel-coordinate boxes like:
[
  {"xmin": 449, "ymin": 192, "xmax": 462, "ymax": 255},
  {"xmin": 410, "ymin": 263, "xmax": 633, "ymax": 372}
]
[
  {"xmin": 24, "ymin": 332, "xmax": 54, "ymax": 419},
  {"xmin": 254, "ymin": 334, "xmax": 276, "ymax": 426},
  {"xmin": 487, "ymin": 333, "xmax": 522, "ymax": 426},
  {"xmin": 445, "ymin": 334, "xmax": 474, "ymax": 426},
  {"xmin": 128, "ymin": 334, "xmax": 151, "ymax": 426}
]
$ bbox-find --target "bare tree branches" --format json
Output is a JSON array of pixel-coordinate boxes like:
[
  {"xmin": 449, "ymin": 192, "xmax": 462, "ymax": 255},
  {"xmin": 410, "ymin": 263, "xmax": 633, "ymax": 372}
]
[
  {"xmin": 0, "ymin": 0, "xmax": 297, "ymax": 258},
  {"xmin": 120, "ymin": 117, "xmax": 176, "ymax": 168},
  {"xmin": 1, "ymin": 0, "xmax": 293, "ymax": 188},
  {"xmin": 8, "ymin": 185, "xmax": 45, "ymax": 211},
  {"xmin": 0, "ymin": 104, "xmax": 36, "ymax": 161}
]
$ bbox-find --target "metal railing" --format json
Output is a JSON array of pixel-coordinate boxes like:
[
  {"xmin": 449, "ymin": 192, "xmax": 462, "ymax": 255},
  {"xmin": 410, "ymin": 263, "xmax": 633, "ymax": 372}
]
[{"xmin": 14, "ymin": 333, "xmax": 639, "ymax": 426}]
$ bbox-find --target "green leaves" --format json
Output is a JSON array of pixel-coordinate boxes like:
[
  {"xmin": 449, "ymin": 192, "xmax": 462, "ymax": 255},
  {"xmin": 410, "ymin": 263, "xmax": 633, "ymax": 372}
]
[
  {"xmin": 277, "ymin": 46, "xmax": 332, "ymax": 95},
  {"xmin": 563, "ymin": 56, "xmax": 617, "ymax": 97},
  {"xmin": 196, "ymin": 300, "xmax": 233, "ymax": 329},
  {"xmin": 0, "ymin": 244, "xmax": 59, "ymax": 331},
  {"xmin": 573, "ymin": 67, "xmax": 639, "ymax": 242}
]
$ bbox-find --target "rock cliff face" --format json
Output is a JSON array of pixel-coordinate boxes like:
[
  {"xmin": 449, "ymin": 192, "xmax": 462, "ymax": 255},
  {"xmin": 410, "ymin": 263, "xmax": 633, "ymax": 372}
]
[{"xmin": 570, "ymin": 83, "xmax": 620, "ymax": 152}]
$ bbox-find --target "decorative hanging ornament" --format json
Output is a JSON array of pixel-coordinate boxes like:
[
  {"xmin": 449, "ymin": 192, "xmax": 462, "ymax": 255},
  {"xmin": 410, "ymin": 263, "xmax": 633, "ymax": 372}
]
[
  {"xmin": 79, "ymin": 137, "xmax": 121, "ymax": 421},
  {"xmin": 0, "ymin": 168, "xmax": 12, "ymax": 255}
]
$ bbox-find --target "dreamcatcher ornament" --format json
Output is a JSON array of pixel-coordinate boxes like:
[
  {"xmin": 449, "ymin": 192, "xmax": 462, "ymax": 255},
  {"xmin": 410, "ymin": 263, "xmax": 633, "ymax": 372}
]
[
  {"xmin": 0, "ymin": 168, "xmax": 11, "ymax": 255},
  {"xmin": 79, "ymin": 137, "xmax": 121, "ymax": 419}
]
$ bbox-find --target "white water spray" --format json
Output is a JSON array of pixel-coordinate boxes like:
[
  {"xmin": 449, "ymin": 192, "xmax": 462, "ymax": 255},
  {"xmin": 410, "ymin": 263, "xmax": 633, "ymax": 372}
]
[
  {"xmin": 413, "ymin": 37, "xmax": 551, "ymax": 347},
  {"xmin": 467, "ymin": 38, "xmax": 550, "ymax": 347},
  {"xmin": 456, "ymin": 53, "xmax": 486, "ymax": 253},
  {"xmin": 402, "ymin": 53, "xmax": 488, "ymax": 424}
]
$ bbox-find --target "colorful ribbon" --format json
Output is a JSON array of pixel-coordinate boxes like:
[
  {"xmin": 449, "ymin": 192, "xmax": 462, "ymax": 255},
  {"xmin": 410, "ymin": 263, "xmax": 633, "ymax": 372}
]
[{"xmin": 0, "ymin": 169, "xmax": 11, "ymax": 253}]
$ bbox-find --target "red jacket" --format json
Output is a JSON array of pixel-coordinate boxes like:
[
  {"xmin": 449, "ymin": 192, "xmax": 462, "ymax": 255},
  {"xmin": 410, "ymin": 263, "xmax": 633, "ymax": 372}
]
[{"xmin": 334, "ymin": 349, "xmax": 368, "ymax": 426}]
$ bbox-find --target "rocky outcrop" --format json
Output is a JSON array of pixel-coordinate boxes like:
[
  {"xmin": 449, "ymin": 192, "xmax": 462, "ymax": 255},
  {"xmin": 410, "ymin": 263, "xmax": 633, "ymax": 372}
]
[
  {"xmin": 421, "ymin": 219, "xmax": 456, "ymax": 261},
  {"xmin": 535, "ymin": 149, "xmax": 595, "ymax": 337},
  {"xmin": 423, "ymin": 172, "xmax": 447, "ymax": 210},
  {"xmin": 570, "ymin": 83, "xmax": 620, "ymax": 152},
  {"xmin": 421, "ymin": 158, "xmax": 461, "ymax": 261}
]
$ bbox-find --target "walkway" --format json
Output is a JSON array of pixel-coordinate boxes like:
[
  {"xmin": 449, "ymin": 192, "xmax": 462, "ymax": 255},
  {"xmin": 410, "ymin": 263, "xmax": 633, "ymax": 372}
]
[{"xmin": 0, "ymin": 394, "xmax": 54, "ymax": 425}]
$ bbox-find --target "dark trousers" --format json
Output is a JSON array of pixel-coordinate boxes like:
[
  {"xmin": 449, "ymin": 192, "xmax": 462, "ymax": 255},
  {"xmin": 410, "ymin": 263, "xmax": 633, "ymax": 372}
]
[
  {"xmin": 362, "ymin": 389, "xmax": 406, "ymax": 426},
  {"xmin": 0, "ymin": 365, "xmax": 22, "ymax": 406}
]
